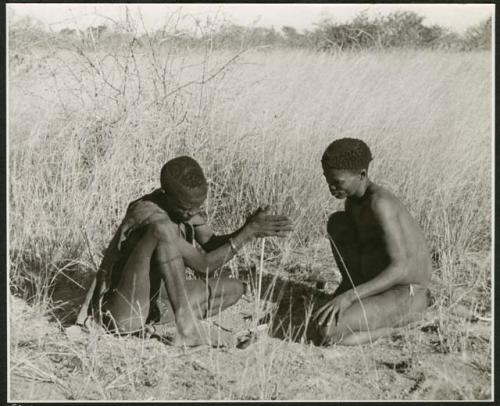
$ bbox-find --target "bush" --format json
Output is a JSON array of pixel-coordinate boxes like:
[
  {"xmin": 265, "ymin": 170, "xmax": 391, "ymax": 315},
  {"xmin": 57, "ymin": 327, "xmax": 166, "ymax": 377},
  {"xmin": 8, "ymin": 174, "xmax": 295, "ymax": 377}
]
[
  {"xmin": 8, "ymin": 11, "xmax": 493, "ymax": 53},
  {"xmin": 462, "ymin": 17, "xmax": 492, "ymax": 50}
]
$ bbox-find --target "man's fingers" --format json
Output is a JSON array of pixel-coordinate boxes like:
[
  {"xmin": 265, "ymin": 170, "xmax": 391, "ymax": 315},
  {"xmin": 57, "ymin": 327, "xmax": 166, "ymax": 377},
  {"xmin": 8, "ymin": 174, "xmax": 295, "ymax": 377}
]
[
  {"xmin": 268, "ymin": 227, "xmax": 293, "ymax": 235},
  {"xmin": 267, "ymin": 215, "xmax": 292, "ymax": 221},
  {"xmin": 318, "ymin": 309, "xmax": 331, "ymax": 326},
  {"xmin": 266, "ymin": 221, "xmax": 294, "ymax": 229},
  {"xmin": 261, "ymin": 225, "xmax": 294, "ymax": 236},
  {"xmin": 314, "ymin": 309, "xmax": 323, "ymax": 323},
  {"xmin": 313, "ymin": 306, "xmax": 323, "ymax": 320},
  {"xmin": 265, "ymin": 231, "xmax": 291, "ymax": 238},
  {"xmin": 336, "ymin": 307, "xmax": 346, "ymax": 326},
  {"xmin": 328, "ymin": 309, "xmax": 337, "ymax": 327},
  {"xmin": 267, "ymin": 218, "xmax": 293, "ymax": 224},
  {"xmin": 269, "ymin": 221, "xmax": 294, "ymax": 228},
  {"xmin": 313, "ymin": 304, "xmax": 328, "ymax": 321},
  {"xmin": 316, "ymin": 305, "xmax": 332, "ymax": 325},
  {"xmin": 267, "ymin": 219, "xmax": 293, "ymax": 226}
]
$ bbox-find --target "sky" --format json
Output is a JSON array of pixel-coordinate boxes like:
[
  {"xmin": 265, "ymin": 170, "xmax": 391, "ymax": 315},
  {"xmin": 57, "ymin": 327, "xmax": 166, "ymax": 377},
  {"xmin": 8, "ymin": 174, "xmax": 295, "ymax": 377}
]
[{"xmin": 8, "ymin": 3, "xmax": 495, "ymax": 34}]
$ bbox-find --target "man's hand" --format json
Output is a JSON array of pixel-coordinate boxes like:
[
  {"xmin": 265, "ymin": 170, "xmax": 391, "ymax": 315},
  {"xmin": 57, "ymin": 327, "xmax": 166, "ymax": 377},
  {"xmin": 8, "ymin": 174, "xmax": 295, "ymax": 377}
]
[
  {"xmin": 244, "ymin": 206, "xmax": 294, "ymax": 238},
  {"xmin": 118, "ymin": 200, "xmax": 168, "ymax": 251},
  {"xmin": 313, "ymin": 291, "xmax": 355, "ymax": 327}
]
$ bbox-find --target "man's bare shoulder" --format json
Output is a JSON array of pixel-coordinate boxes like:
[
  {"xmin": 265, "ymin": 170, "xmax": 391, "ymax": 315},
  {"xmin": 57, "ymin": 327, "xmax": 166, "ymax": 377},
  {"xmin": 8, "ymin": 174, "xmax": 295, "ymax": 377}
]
[
  {"xmin": 119, "ymin": 197, "xmax": 173, "ymax": 244},
  {"xmin": 367, "ymin": 184, "xmax": 424, "ymax": 238},
  {"xmin": 367, "ymin": 183, "xmax": 406, "ymax": 217},
  {"xmin": 126, "ymin": 198, "xmax": 170, "ymax": 224}
]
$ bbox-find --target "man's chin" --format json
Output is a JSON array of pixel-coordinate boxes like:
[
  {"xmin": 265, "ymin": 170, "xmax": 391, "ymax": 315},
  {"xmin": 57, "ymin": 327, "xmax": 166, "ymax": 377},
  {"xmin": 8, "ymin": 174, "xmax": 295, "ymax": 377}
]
[{"xmin": 333, "ymin": 194, "xmax": 347, "ymax": 199}]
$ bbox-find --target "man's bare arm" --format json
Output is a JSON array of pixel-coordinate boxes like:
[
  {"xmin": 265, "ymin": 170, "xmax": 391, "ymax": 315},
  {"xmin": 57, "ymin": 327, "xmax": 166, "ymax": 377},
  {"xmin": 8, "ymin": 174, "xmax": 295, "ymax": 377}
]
[
  {"xmin": 344, "ymin": 198, "xmax": 409, "ymax": 302},
  {"xmin": 163, "ymin": 207, "xmax": 293, "ymax": 275},
  {"xmin": 195, "ymin": 225, "xmax": 248, "ymax": 253},
  {"xmin": 188, "ymin": 213, "xmax": 237, "ymax": 252},
  {"xmin": 180, "ymin": 224, "xmax": 254, "ymax": 275}
]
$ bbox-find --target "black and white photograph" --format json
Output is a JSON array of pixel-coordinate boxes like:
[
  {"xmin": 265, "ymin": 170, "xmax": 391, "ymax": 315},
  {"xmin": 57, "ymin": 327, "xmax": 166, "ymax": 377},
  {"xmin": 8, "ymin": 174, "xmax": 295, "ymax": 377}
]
[{"xmin": 7, "ymin": 3, "xmax": 494, "ymax": 401}]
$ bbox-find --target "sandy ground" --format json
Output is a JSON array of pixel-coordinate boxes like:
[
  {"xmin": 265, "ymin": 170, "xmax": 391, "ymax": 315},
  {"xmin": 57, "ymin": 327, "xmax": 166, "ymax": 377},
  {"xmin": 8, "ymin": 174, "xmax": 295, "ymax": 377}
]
[{"xmin": 9, "ymin": 261, "xmax": 492, "ymax": 401}]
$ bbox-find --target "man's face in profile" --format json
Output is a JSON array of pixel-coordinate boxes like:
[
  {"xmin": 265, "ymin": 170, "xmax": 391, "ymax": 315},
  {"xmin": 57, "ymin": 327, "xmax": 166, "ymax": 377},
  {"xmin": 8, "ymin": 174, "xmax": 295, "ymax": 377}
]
[
  {"xmin": 163, "ymin": 186, "xmax": 206, "ymax": 222},
  {"xmin": 323, "ymin": 168, "xmax": 364, "ymax": 199}
]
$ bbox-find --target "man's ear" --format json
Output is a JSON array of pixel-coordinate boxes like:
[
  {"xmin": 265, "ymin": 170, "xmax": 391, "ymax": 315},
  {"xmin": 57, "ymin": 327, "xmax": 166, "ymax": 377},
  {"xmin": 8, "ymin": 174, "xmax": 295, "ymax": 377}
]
[{"xmin": 360, "ymin": 169, "xmax": 367, "ymax": 179}]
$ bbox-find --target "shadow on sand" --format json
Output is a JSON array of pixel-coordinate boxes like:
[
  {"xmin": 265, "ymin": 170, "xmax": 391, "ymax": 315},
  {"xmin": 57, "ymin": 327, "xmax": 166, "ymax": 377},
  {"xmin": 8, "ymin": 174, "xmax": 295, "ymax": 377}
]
[
  {"xmin": 13, "ymin": 253, "xmax": 335, "ymax": 344},
  {"xmin": 9, "ymin": 249, "xmax": 96, "ymax": 327},
  {"xmin": 235, "ymin": 265, "xmax": 335, "ymax": 344}
]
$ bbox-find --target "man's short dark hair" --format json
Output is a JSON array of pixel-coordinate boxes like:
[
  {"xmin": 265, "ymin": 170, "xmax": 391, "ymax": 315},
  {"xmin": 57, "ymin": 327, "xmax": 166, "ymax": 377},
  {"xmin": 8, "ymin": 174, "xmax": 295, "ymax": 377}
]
[
  {"xmin": 160, "ymin": 156, "xmax": 207, "ymax": 191},
  {"xmin": 321, "ymin": 138, "xmax": 373, "ymax": 171}
]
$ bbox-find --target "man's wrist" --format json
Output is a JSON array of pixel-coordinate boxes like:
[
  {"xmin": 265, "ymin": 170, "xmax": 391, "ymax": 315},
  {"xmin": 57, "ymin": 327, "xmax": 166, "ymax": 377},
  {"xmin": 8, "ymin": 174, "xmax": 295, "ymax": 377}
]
[
  {"xmin": 344, "ymin": 289, "xmax": 357, "ymax": 305},
  {"xmin": 242, "ymin": 222, "xmax": 256, "ymax": 239},
  {"xmin": 229, "ymin": 227, "xmax": 251, "ymax": 252}
]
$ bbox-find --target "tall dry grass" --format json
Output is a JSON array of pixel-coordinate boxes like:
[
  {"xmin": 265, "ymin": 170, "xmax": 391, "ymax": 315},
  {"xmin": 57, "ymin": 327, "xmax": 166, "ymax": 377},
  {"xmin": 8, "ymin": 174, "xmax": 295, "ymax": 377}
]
[
  {"xmin": 8, "ymin": 40, "xmax": 492, "ymax": 400},
  {"xmin": 9, "ymin": 45, "xmax": 491, "ymax": 290}
]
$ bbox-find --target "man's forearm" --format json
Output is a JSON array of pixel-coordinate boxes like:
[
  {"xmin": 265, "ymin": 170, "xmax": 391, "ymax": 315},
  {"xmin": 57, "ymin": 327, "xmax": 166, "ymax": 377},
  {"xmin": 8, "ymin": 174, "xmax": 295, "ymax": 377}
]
[
  {"xmin": 345, "ymin": 265, "xmax": 406, "ymax": 303},
  {"xmin": 197, "ymin": 226, "xmax": 254, "ymax": 275},
  {"xmin": 201, "ymin": 232, "xmax": 238, "ymax": 252}
]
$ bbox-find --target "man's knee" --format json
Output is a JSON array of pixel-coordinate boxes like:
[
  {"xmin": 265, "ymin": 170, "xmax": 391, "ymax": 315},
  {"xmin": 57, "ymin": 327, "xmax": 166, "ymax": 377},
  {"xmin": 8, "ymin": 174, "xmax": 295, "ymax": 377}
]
[
  {"xmin": 147, "ymin": 221, "xmax": 183, "ymax": 262},
  {"xmin": 147, "ymin": 220, "xmax": 177, "ymax": 243},
  {"xmin": 399, "ymin": 285, "xmax": 432, "ymax": 324},
  {"xmin": 102, "ymin": 309, "xmax": 145, "ymax": 335},
  {"xmin": 212, "ymin": 279, "xmax": 244, "ymax": 305}
]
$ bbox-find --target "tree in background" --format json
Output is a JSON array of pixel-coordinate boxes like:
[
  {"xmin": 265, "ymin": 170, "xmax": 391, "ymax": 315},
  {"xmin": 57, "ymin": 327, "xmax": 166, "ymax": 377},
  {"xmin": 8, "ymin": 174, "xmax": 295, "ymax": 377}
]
[
  {"xmin": 8, "ymin": 10, "xmax": 493, "ymax": 52},
  {"xmin": 462, "ymin": 17, "xmax": 492, "ymax": 50}
]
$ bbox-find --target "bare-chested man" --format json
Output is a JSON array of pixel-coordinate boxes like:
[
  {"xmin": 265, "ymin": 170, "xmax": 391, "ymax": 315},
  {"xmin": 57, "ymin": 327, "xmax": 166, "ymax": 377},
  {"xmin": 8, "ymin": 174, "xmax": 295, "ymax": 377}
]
[
  {"xmin": 313, "ymin": 138, "xmax": 433, "ymax": 346},
  {"xmin": 78, "ymin": 156, "xmax": 293, "ymax": 346}
]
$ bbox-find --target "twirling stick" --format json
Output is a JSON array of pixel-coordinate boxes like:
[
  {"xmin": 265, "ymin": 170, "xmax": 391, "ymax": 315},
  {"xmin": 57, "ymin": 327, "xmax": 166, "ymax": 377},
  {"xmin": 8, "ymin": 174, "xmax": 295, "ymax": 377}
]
[{"xmin": 255, "ymin": 237, "xmax": 266, "ymax": 321}]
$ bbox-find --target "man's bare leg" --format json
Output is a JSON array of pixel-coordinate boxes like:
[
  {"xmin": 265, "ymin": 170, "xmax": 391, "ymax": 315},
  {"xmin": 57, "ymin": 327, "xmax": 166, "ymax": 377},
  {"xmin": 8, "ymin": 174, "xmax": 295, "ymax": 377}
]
[
  {"xmin": 102, "ymin": 221, "xmax": 245, "ymax": 345},
  {"xmin": 153, "ymin": 273, "xmax": 244, "ymax": 322},
  {"xmin": 317, "ymin": 284, "xmax": 430, "ymax": 346},
  {"xmin": 101, "ymin": 223, "xmax": 235, "ymax": 345},
  {"xmin": 140, "ymin": 223, "xmax": 244, "ymax": 345},
  {"xmin": 151, "ymin": 226, "xmax": 242, "ymax": 346},
  {"xmin": 161, "ymin": 278, "xmax": 244, "ymax": 346},
  {"xmin": 101, "ymin": 226, "xmax": 158, "ymax": 333},
  {"xmin": 331, "ymin": 327, "xmax": 394, "ymax": 346},
  {"xmin": 185, "ymin": 278, "xmax": 244, "ymax": 318}
]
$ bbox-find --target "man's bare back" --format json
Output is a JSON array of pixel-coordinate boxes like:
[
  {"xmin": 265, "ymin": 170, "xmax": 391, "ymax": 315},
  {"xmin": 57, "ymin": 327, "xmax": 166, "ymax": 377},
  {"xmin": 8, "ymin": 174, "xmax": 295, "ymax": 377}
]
[
  {"xmin": 313, "ymin": 138, "xmax": 433, "ymax": 346},
  {"xmin": 346, "ymin": 182, "xmax": 432, "ymax": 287}
]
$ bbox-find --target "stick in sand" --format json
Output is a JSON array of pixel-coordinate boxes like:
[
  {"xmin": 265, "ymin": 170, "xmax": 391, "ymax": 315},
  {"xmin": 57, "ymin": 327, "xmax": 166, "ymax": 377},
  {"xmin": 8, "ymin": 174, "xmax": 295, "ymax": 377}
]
[
  {"xmin": 255, "ymin": 237, "xmax": 266, "ymax": 322},
  {"xmin": 236, "ymin": 237, "xmax": 267, "ymax": 349}
]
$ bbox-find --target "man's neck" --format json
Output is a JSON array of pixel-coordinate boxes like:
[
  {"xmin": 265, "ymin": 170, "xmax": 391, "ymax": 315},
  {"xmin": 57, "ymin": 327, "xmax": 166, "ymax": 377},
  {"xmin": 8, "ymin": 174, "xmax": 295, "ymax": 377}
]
[{"xmin": 351, "ymin": 178, "xmax": 372, "ymax": 201}]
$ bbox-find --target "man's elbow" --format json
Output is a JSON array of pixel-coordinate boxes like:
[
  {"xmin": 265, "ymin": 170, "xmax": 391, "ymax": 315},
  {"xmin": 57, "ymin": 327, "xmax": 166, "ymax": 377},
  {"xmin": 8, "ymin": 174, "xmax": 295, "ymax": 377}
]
[
  {"xmin": 194, "ymin": 254, "xmax": 212, "ymax": 275},
  {"xmin": 390, "ymin": 261, "xmax": 409, "ymax": 284}
]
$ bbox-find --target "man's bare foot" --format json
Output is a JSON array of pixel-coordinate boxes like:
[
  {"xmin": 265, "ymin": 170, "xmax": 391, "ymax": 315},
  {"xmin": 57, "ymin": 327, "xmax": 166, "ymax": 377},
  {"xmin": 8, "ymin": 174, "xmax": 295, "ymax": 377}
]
[
  {"xmin": 235, "ymin": 323, "xmax": 269, "ymax": 349},
  {"xmin": 82, "ymin": 316, "xmax": 107, "ymax": 335},
  {"xmin": 174, "ymin": 320, "xmax": 232, "ymax": 348},
  {"xmin": 65, "ymin": 324, "xmax": 87, "ymax": 340}
]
